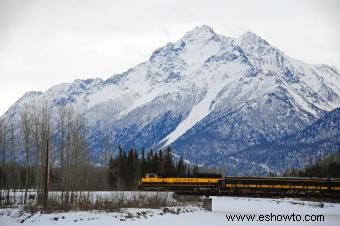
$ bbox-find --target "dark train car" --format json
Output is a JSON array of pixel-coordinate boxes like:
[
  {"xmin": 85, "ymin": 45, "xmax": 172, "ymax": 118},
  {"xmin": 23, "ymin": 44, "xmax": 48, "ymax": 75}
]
[{"xmin": 224, "ymin": 177, "xmax": 340, "ymax": 196}]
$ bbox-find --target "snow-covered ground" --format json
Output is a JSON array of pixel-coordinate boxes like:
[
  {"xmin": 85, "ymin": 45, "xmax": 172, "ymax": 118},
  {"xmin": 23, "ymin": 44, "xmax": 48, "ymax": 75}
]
[{"xmin": 1, "ymin": 196, "xmax": 339, "ymax": 226}]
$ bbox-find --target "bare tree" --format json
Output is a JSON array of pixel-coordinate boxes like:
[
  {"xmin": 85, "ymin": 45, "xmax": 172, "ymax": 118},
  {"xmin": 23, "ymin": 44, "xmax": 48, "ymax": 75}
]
[
  {"xmin": 39, "ymin": 103, "xmax": 52, "ymax": 205},
  {"xmin": 57, "ymin": 106, "xmax": 90, "ymax": 203},
  {"xmin": 20, "ymin": 105, "xmax": 33, "ymax": 204},
  {"xmin": 8, "ymin": 122, "xmax": 18, "ymax": 199},
  {"xmin": 69, "ymin": 108, "xmax": 89, "ymax": 192},
  {"xmin": 1, "ymin": 118, "xmax": 7, "ymax": 169},
  {"xmin": 31, "ymin": 104, "xmax": 42, "ymax": 197},
  {"xmin": 57, "ymin": 106, "xmax": 67, "ymax": 206},
  {"xmin": 0, "ymin": 118, "xmax": 6, "ymax": 204}
]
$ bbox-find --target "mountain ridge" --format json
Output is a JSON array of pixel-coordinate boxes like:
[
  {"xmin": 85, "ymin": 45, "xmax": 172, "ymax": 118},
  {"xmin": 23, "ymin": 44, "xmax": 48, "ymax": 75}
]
[
  {"xmin": 2, "ymin": 25, "xmax": 340, "ymax": 175},
  {"xmin": 225, "ymin": 107, "xmax": 340, "ymax": 175}
]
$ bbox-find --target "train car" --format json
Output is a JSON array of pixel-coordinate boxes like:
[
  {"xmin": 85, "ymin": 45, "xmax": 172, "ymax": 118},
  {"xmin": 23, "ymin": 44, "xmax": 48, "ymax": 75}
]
[
  {"xmin": 224, "ymin": 176, "xmax": 340, "ymax": 196},
  {"xmin": 137, "ymin": 173, "xmax": 222, "ymax": 191},
  {"xmin": 138, "ymin": 174, "xmax": 340, "ymax": 197}
]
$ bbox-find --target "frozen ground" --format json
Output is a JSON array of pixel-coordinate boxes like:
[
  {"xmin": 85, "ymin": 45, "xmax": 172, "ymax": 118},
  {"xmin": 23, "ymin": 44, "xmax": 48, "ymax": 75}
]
[{"xmin": 1, "ymin": 196, "xmax": 340, "ymax": 226}]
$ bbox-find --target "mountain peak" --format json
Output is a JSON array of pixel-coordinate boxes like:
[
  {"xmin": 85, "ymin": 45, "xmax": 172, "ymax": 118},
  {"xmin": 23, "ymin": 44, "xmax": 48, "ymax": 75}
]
[
  {"xmin": 192, "ymin": 25, "xmax": 215, "ymax": 33},
  {"xmin": 182, "ymin": 25, "xmax": 216, "ymax": 42},
  {"xmin": 237, "ymin": 31, "xmax": 269, "ymax": 46}
]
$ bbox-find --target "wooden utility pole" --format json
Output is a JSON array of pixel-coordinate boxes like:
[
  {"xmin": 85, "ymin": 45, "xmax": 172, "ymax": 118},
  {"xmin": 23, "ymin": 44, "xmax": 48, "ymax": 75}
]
[{"xmin": 43, "ymin": 139, "xmax": 49, "ymax": 211}]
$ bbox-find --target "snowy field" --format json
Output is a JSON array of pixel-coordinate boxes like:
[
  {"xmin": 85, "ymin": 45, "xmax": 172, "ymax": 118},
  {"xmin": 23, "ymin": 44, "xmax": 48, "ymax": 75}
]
[{"xmin": 1, "ymin": 196, "xmax": 340, "ymax": 226}]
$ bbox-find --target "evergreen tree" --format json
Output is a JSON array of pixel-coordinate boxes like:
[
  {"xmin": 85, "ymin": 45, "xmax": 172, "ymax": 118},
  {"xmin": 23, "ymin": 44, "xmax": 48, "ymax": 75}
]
[
  {"xmin": 106, "ymin": 156, "xmax": 117, "ymax": 189},
  {"xmin": 158, "ymin": 149, "xmax": 163, "ymax": 175},
  {"xmin": 176, "ymin": 155, "xmax": 186, "ymax": 176},
  {"xmin": 163, "ymin": 147, "xmax": 174, "ymax": 175},
  {"xmin": 141, "ymin": 149, "xmax": 145, "ymax": 176},
  {"xmin": 192, "ymin": 164, "xmax": 199, "ymax": 174}
]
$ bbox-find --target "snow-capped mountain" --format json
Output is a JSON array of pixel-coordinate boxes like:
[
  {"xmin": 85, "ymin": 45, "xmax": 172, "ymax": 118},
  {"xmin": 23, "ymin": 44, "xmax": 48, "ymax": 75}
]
[{"xmin": 2, "ymin": 25, "xmax": 340, "ymax": 174}]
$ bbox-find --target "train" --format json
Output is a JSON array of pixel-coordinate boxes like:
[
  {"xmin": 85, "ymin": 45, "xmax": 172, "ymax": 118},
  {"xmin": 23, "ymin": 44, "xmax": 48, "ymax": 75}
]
[
  {"xmin": 138, "ymin": 173, "xmax": 223, "ymax": 191},
  {"xmin": 138, "ymin": 173, "xmax": 340, "ymax": 197}
]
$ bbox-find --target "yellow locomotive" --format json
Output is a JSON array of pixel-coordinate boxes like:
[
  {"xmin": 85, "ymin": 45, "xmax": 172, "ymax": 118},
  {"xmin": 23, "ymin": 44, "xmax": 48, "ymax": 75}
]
[{"xmin": 138, "ymin": 173, "xmax": 222, "ymax": 191}]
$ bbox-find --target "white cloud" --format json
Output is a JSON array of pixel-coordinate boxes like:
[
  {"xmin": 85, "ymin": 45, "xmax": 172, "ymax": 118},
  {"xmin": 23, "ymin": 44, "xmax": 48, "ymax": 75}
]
[{"xmin": 0, "ymin": 0, "xmax": 339, "ymax": 115}]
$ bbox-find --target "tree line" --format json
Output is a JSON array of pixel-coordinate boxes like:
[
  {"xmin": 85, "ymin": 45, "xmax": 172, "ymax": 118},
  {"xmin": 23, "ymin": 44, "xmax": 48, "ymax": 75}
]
[
  {"xmin": 283, "ymin": 152, "xmax": 340, "ymax": 177},
  {"xmin": 106, "ymin": 146, "xmax": 195, "ymax": 190}
]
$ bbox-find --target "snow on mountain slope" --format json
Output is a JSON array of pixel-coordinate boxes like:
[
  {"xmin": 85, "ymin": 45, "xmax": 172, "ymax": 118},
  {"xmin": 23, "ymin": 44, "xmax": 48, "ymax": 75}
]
[
  {"xmin": 160, "ymin": 73, "xmax": 234, "ymax": 147},
  {"xmin": 2, "ymin": 25, "xmax": 340, "ymax": 174}
]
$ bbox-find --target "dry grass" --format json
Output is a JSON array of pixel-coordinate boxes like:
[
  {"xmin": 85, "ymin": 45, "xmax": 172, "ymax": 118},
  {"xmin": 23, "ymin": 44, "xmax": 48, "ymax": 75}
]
[{"xmin": 20, "ymin": 192, "xmax": 191, "ymax": 213}]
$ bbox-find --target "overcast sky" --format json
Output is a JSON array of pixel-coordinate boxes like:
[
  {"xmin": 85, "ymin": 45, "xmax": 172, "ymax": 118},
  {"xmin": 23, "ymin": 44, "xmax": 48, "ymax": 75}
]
[{"xmin": 0, "ymin": 0, "xmax": 339, "ymax": 115}]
